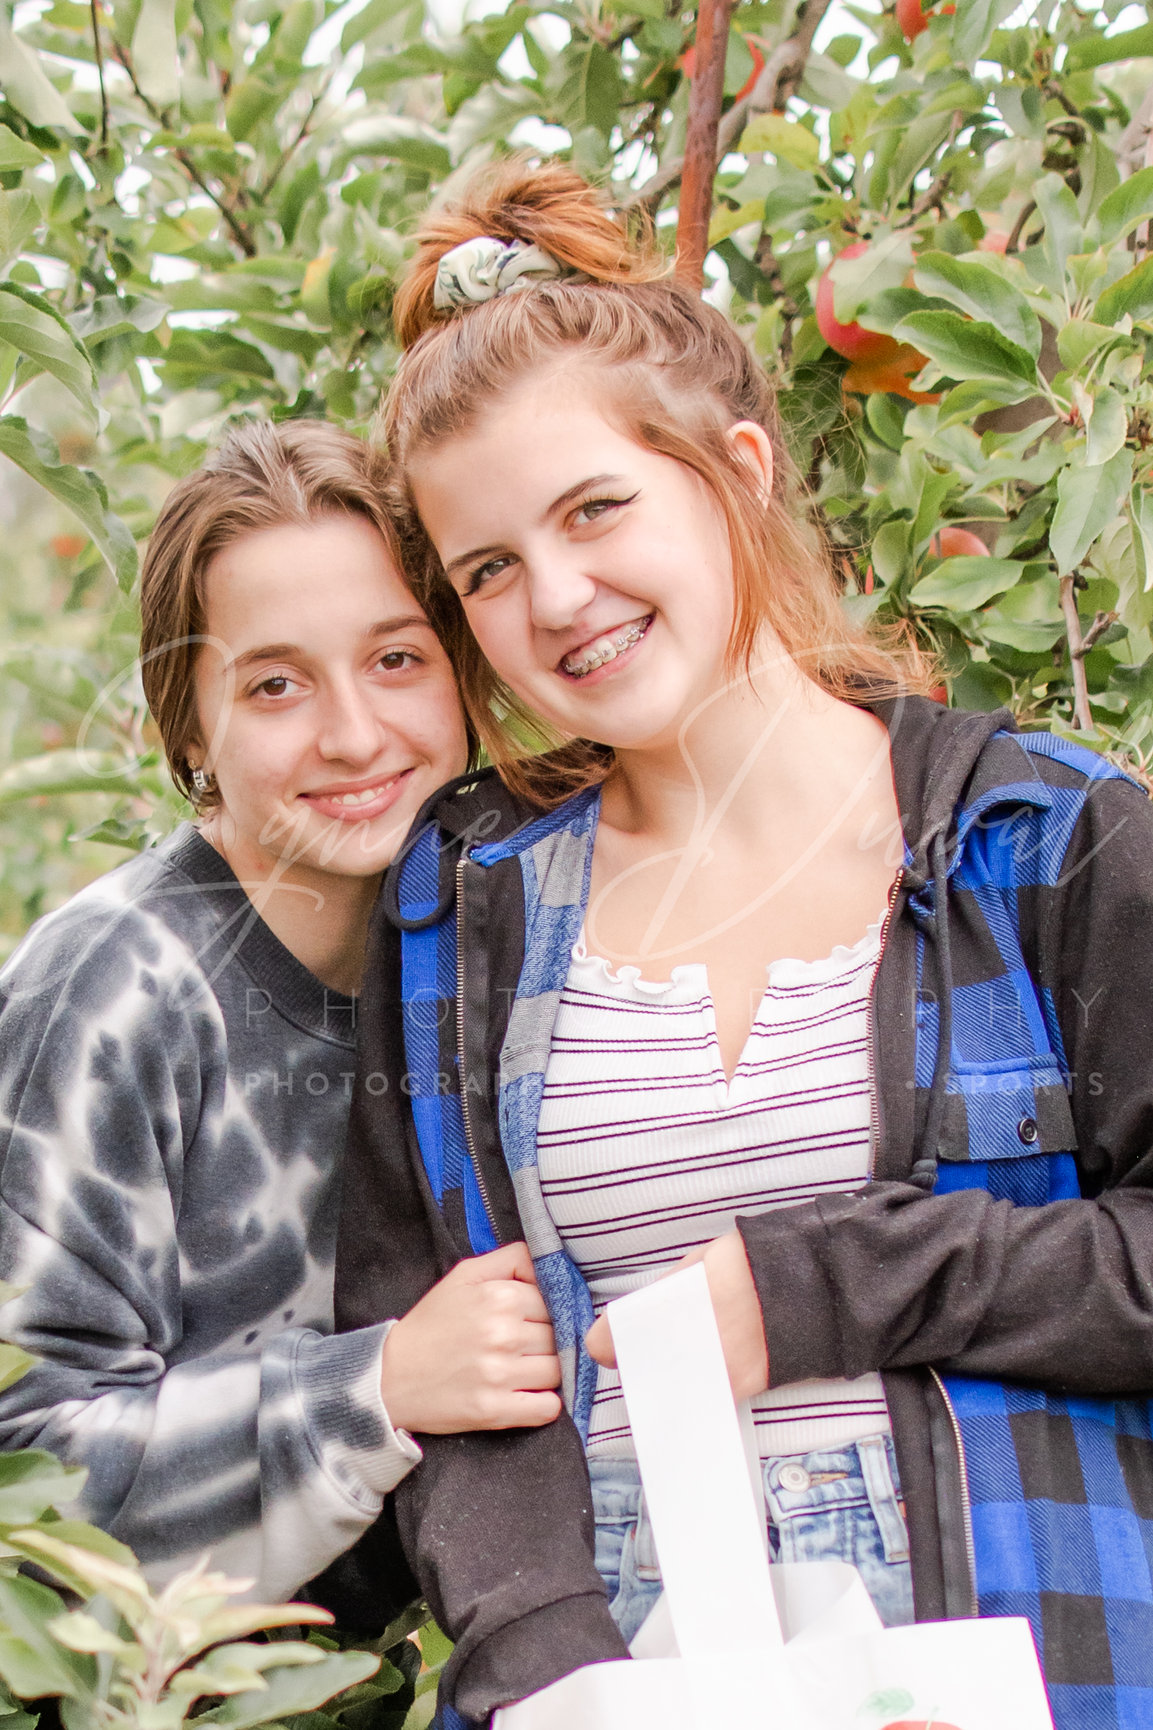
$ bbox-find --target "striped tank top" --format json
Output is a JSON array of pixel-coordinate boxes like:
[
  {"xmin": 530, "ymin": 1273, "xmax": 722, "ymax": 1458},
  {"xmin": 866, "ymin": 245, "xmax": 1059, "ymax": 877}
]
[{"xmin": 537, "ymin": 917, "xmax": 891, "ymax": 1460}]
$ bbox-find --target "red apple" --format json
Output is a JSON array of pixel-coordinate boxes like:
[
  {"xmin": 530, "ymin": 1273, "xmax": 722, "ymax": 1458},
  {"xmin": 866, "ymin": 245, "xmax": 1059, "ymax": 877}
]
[
  {"xmin": 816, "ymin": 242, "xmax": 900, "ymax": 364},
  {"xmin": 880, "ymin": 1721, "xmax": 962, "ymax": 1730},
  {"xmin": 896, "ymin": 0, "xmax": 955, "ymax": 37},
  {"xmin": 931, "ymin": 526, "xmax": 989, "ymax": 558}
]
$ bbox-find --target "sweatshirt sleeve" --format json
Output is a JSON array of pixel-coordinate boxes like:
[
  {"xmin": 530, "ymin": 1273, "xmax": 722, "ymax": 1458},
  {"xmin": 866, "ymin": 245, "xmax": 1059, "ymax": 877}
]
[
  {"xmin": 0, "ymin": 901, "xmax": 419, "ymax": 1602},
  {"xmin": 737, "ymin": 772, "xmax": 1153, "ymax": 1398}
]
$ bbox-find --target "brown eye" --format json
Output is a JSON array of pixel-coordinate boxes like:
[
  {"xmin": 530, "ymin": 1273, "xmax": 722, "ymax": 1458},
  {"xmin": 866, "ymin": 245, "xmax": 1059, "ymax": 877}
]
[
  {"xmin": 380, "ymin": 650, "xmax": 419, "ymax": 671},
  {"xmin": 259, "ymin": 676, "xmax": 289, "ymax": 696}
]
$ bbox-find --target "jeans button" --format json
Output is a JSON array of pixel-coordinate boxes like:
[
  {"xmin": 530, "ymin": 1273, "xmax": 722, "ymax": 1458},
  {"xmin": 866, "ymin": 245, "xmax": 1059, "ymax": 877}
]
[{"xmin": 778, "ymin": 1463, "xmax": 811, "ymax": 1493}]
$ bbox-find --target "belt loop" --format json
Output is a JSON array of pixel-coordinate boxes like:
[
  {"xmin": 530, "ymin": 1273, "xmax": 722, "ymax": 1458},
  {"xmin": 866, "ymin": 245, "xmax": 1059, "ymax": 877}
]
[{"xmin": 857, "ymin": 1436, "xmax": 909, "ymax": 1564}]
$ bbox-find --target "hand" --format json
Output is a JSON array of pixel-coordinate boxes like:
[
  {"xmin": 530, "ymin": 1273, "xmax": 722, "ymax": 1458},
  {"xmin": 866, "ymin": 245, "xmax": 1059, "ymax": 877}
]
[
  {"xmin": 585, "ymin": 1231, "xmax": 769, "ymax": 1402},
  {"xmin": 380, "ymin": 1242, "xmax": 562, "ymax": 1434}
]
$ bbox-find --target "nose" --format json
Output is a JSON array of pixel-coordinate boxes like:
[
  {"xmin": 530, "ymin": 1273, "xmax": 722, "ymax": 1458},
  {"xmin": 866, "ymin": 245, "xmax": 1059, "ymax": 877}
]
[
  {"xmin": 527, "ymin": 557, "xmax": 598, "ymax": 633},
  {"xmin": 316, "ymin": 677, "xmax": 385, "ymax": 766}
]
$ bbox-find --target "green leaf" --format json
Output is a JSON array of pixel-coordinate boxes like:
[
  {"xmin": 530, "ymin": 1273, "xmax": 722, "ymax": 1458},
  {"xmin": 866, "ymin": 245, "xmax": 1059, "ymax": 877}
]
[
  {"xmin": 340, "ymin": 0, "xmax": 417, "ymax": 51},
  {"xmin": 892, "ymin": 310, "xmax": 1038, "ymax": 392},
  {"xmin": 869, "ymin": 518, "xmax": 912, "ymax": 590},
  {"xmin": 1033, "ymin": 172, "xmax": 1083, "ymax": 292},
  {"xmin": 192, "ymin": 1651, "xmax": 379, "ymax": 1728},
  {"xmin": 131, "ymin": 0, "xmax": 179, "ymax": 108},
  {"xmin": 910, "ymin": 556, "xmax": 1023, "ymax": 609},
  {"xmin": 738, "ymin": 114, "xmax": 820, "ymax": 169},
  {"xmin": 336, "ymin": 116, "xmax": 450, "ymax": 178},
  {"xmin": 159, "ymin": 330, "xmax": 276, "ymax": 392},
  {"xmin": 0, "ymin": 1576, "xmax": 96, "ymax": 1701},
  {"xmin": 0, "ymin": 191, "xmax": 42, "ymax": 272},
  {"xmin": 0, "ymin": 1343, "xmax": 34, "ymax": 1394},
  {"xmin": 0, "ymin": 10, "xmax": 80, "ymax": 131},
  {"xmin": 1094, "ymin": 168, "xmax": 1153, "ymax": 251},
  {"xmin": 1084, "ymin": 386, "xmax": 1128, "ymax": 468},
  {"xmin": 1050, "ymin": 448, "xmax": 1132, "ymax": 576},
  {"xmin": 950, "ymin": 0, "xmax": 1019, "ymax": 68},
  {"xmin": 707, "ymin": 200, "xmax": 764, "ymax": 245},
  {"xmin": 0, "ymin": 751, "xmax": 158, "ymax": 806},
  {"xmin": 1129, "ymin": 485, "xmax": 1153, "ymax": 593},
  {"xmin": 1057, "ymin": 318, "xmax": 1124, "ymax": 372},
  {"xmin": 0, "ymin": 284, "xmax": 96, "ymax": 420},
  {"xmin": 1063, "ymin": 21, "xmax": 1153, "ymax": 70},
  {"xmin": 912, "ymin": 251, "xmax": 1041, "ymax": 358},
  {"xmin": 1094, "ymin": 257, "xmax": 1153, "ymax": 327},
  {"xmin": 0, "ymin": 419, "xmax": 137, "ymax": 590},
  {"xmin": 0, "ymin": 125, "xmax": 43, "ymax": 170},
  {"xmin": 831, "ymin": 231, "xmax": 914, "ymax": 323},
  {"xmin": 0, "ymin": 1451, "xmax": 86, "ymax": 1525}
]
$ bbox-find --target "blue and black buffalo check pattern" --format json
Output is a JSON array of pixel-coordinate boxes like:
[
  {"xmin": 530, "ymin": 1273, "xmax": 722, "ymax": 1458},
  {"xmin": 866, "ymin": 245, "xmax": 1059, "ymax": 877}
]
[{"xmin": 397, "ymin": 728, "xmax": 1153, "ymax": 1730}]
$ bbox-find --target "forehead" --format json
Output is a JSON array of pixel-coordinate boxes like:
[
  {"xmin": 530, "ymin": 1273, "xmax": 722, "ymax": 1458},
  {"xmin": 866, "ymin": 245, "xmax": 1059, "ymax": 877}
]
[{"xmin": 203, "ymin": 514, "xmax": 417, "ymax": 630}]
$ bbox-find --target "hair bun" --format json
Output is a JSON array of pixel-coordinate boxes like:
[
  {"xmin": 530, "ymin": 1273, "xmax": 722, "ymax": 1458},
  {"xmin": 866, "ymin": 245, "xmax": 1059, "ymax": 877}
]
[{"xmin": 393, "ymin": 157, "xmax": 664, "ymax": 348}]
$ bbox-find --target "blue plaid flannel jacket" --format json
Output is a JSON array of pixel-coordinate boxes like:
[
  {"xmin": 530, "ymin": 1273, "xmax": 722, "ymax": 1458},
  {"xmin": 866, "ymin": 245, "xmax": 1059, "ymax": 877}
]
[{"xmin": 384, "ymin": 709, "xmax": 1153, "ymax": 1730}]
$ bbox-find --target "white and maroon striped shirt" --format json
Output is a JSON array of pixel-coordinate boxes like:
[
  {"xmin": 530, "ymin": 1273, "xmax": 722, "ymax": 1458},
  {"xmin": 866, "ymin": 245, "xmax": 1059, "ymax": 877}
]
[{"xmin": 538, "ymin": 919, "xmax": 891, "ymax": 1460}]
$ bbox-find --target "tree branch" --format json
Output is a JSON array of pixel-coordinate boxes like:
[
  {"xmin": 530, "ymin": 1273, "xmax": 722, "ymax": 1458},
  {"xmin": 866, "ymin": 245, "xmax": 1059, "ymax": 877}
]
[
  {"xmin": 675, "ymin": 0, "xmax": 737, "ymax": 286},
  {"xmin": 624, "ymin": 0, "xmax": 835, "ymax": 212},
  {"xmin": 110, "ymin": 39, "xmax": 257, "ymax": 257},
  {"xmin": 1005, "ymin": 198, "xmax": 1036, "ymax": 255},
  {"xmin": 1060, "ymin": 574, "xmax": 1094, "ymax": 730},
  {"xmin": 89, "ymin": 0, "xmax": 109, "ymax": 148}
]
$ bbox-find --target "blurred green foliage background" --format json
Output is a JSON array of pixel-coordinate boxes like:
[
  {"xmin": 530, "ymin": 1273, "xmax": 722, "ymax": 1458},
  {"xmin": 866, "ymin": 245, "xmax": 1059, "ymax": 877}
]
[{"xmin": 0, "ymin": 0, "xmax": 1150, "ymax": 956}]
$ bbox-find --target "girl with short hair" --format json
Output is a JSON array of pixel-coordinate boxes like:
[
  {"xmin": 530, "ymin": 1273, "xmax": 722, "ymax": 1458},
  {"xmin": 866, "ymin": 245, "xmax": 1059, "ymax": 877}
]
[{"xmin": 0, "ymin": 418, "xmax": 560, "ymax": 1609}]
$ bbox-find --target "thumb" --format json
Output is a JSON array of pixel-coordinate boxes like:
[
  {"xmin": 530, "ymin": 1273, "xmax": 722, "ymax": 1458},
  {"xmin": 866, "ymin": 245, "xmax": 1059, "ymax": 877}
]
[{"xmin": 585, "ymin": 1312, "xmax": 616, "ymax": 1368}]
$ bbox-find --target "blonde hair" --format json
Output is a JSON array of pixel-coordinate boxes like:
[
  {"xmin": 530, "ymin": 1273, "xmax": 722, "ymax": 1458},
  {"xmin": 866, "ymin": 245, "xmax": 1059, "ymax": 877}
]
[
  {"xmin": 140, "ymin": 418, "xmax": 473, "ymax": 808},
  {"xmin": 385, "ymin": 160, "xmax": 931, "ymax": 806}
]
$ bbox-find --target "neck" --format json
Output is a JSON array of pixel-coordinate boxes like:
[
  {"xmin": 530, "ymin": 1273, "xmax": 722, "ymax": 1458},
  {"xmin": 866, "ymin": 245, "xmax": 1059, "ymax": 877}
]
[
  {"xmin": 199, "ymin": 820, "xmax": 378, "ymax": 995},
  {"xmin": 601, "ymin": 649, "xmax": 893, "ymax": 850}
]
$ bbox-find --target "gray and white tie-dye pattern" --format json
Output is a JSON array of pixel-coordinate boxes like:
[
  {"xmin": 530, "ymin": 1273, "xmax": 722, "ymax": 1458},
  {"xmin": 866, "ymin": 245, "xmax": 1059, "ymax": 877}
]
[{"xmin": 0, "ymin": 825, "xmax": 418, "ymax": 1600}]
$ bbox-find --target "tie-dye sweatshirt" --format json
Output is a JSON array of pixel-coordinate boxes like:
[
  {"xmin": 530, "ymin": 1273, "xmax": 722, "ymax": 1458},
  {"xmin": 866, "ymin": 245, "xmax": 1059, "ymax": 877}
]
[{"xmin": 0, "ymin": 824, "xmax": 419, "ymax": 1601}]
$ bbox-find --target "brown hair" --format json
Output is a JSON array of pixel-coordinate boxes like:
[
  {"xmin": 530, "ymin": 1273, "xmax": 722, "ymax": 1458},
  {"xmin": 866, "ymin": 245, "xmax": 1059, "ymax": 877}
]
[
  {"xmin": 385, "ymin": 159, "xmax": 932, "ymax": 806},
  {"xmin": 139, "ymin": 418, "xmax": 474, "ymax": 808}
]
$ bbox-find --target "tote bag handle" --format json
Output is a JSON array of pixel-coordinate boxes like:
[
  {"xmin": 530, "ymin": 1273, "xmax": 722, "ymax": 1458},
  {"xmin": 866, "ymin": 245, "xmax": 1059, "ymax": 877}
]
[{"xmin": 607, "ymin": 1265, "xmax": 783, "ymax": 1663}]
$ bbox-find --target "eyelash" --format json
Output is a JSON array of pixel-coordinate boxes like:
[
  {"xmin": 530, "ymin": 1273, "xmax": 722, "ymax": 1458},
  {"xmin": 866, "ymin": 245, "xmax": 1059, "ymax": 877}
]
[
  {"xmin": 247, "ymin": 650, "xmax": 423, "ymax": 699},
  {"xmin": 462, "ymin": 492, "xmax": 639, "ymax": 597}
]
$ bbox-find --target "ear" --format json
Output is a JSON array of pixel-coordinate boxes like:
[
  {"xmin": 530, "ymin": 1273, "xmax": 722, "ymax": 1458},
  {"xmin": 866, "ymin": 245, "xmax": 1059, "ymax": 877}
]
[{"xmin": 726, "ymin": 421, "xmax": 774, "ymax": 502}]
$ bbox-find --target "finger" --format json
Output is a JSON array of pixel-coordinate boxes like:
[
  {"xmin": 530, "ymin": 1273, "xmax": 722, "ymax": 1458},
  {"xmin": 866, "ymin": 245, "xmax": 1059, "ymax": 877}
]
[
  {"xmin": 461, "ymin": 1242, "xmax": 537, "ymax": 1284},
  {"xmin": 585, "ymin": 1313, "xmax": 616, "ymax": 1368},
  {"xmin": 509, "ymin": 1318, "xmax": 556, "ymax": 1353},
  {"xmin": 489, "ymin": 1390, "xmax": 563, "ymax": 1429},
  {"xmin": 514, "ymin": 1353, "xmax": 562, "ymax": 1391}
]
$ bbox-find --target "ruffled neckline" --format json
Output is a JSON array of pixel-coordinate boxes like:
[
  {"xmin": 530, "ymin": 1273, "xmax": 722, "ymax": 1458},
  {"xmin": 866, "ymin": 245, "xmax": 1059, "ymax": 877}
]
[{"xmin": 570, "ymin": 912, "xmax": 886, "ymax": 998}]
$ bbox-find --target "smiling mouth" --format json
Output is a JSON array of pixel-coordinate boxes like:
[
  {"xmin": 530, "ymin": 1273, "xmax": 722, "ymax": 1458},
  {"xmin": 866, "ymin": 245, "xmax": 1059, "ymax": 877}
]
[
  {"xmin": 561, "ymin": 615, "xmax": 653, "ymax": 679},
  {"xmin": 299, "ymin": 771, "xmax": 411, "ymax": 819}
]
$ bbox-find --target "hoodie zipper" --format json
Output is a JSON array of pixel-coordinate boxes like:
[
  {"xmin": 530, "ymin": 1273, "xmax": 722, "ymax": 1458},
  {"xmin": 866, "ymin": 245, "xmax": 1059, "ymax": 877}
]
[
  {"xmin": 455, "ymin": 853, "xmax": 499, "ymax": 1241},
  {"xmin": 867, "ymin": 868, "xmax": 905, "ymax": 1178},
  {"xmin": 929, "ymin": 1366, "xmax": 979, "ymax": 1617}
]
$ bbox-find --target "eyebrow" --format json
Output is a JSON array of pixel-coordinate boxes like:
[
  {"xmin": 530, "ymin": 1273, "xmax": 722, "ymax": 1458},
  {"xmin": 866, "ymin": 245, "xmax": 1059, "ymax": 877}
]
[
  {"xmin": 225, "ymin": 616, "xmax": 432, "ymax": 673},
  {"xmin": 443, "ymin": 473, "xmax": 628, "ymax": 581}
]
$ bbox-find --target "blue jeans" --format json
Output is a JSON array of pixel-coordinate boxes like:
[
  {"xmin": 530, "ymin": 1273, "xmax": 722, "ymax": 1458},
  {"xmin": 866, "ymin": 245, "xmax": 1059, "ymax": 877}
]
[{"xmin": 589, "ymin": 1434, "xmax": 915, "ymax": 1646}]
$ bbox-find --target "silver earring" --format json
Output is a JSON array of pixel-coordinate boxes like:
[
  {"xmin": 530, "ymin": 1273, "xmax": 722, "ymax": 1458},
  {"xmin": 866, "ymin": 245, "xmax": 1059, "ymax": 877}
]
[{"xmin": 190, "ymin": 766, "xmax": 216, "ymax": 796}]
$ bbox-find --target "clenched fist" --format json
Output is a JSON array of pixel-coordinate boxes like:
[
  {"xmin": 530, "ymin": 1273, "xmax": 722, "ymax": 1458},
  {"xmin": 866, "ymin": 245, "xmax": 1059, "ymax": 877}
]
[{"xmin": 380, "ymin": 1242, "xmax": 563, "ymax": 1434}]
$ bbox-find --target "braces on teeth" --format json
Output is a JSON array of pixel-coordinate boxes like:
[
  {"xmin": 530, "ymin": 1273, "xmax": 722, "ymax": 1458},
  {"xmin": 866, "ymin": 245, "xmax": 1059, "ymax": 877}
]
[{"xmin": 565, "ymin": 618, "xmax": 649, "ymax": 677}]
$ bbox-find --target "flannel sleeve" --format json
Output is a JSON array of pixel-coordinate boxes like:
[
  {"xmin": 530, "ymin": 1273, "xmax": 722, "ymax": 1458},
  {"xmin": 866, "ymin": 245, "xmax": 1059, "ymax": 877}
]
[{"xmin": 738, "ymin": 772, "xmax": 1153, "ymax": 1396}]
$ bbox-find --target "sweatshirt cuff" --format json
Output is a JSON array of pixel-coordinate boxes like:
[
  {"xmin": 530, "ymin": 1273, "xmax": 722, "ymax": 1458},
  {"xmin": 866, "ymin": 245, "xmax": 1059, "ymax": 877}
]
[
  {"xmin": 295, "ymin": 1322, "xmax": 422, "ymax": 1503},
  {"xmin": 451, "ymin": 1593, "xmax": 631, "ymax": 1721},
  {"xmin": 737, "ymin": 1202, "xmax": 848, "ymax": 1388}
]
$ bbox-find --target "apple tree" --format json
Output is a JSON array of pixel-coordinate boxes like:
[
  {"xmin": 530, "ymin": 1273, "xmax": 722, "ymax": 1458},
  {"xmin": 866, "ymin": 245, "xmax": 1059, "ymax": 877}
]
[{"xmin": 0, "ymin": 0, "xmax": 1150, "ymax": 944}]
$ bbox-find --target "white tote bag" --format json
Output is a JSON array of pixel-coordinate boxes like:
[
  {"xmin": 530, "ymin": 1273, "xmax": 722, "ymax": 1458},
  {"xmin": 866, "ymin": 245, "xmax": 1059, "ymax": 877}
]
[{"xmin": 495, "ymin": 1264, "xmax": 1054, "ymax": 1730}]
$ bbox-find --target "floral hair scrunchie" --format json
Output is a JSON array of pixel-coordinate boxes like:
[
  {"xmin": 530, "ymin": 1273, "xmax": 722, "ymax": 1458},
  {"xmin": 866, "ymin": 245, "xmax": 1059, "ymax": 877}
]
[{"xmin": 433, "ymin": 235, "xmax": 575, "ymax": 310}]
